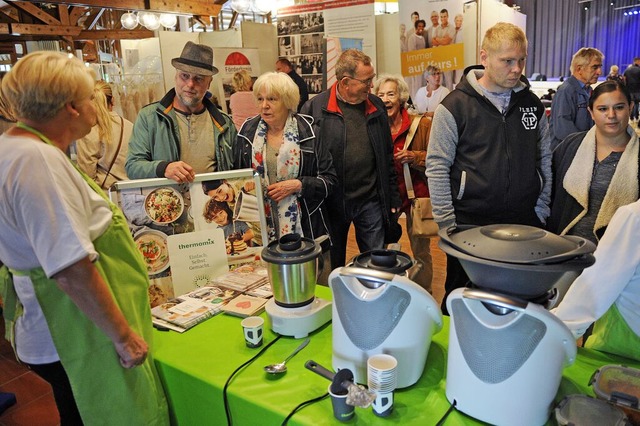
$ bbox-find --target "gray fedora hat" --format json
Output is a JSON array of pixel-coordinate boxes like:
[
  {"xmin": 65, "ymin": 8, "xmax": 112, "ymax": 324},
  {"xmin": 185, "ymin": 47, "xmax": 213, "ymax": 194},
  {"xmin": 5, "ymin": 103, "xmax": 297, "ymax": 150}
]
[{"xmin": 171, "ymin": 41, "xmax": 218, "ymax": 76}]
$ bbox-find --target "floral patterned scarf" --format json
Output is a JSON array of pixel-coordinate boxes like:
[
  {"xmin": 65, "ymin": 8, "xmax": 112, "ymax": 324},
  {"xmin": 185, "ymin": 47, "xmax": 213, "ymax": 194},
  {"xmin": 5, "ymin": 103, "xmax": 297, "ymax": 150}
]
[{"xmin": 251, "ymin": 113, "xmax": 302, "ymax": 241}]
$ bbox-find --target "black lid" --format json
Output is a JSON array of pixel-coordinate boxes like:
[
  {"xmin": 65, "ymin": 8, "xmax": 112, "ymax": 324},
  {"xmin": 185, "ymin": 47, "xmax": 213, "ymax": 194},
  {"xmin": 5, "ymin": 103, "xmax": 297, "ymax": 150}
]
[
  {"xmin": 261, "ymin": 233, "xmax": 322, "ymax": 265},
  {"xmin": 352, "ymin": 249, "xmax": 413, "ymax": 275}
]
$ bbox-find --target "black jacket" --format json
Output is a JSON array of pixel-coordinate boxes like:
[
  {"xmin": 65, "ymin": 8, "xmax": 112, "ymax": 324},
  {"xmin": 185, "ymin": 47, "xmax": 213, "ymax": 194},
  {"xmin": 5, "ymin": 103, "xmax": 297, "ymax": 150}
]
[
  {"xmin": 300, "ymin": 84, "xmax": 401, "ymax": 227},
  {"xmin": 441, "ymin": 69, "xmax": 545, "ymax": 226},
  {"xmin": 234, "ymin": 114, "xmax": 336, "ymax": 250}
]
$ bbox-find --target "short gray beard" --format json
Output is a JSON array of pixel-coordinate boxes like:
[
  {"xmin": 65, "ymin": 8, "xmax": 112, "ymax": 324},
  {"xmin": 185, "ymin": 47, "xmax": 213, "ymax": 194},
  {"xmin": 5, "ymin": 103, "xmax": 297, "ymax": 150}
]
[{"xmin": 177, "ymin": 92, "xmax": 203, "ymax": 109}]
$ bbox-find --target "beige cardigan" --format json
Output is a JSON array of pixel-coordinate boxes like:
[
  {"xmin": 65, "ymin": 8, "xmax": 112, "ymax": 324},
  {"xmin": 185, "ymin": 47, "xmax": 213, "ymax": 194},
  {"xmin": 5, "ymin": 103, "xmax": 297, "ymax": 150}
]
[{"xmin": 76, "ymin": 111, "xmax": 133, "ymax": 189}]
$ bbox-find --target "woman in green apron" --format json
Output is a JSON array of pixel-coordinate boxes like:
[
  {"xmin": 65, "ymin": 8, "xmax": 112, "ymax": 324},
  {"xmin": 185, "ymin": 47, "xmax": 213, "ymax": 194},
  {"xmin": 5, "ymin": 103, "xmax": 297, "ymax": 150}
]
[
  {"xmin": 553, "ymin": 200, "xmax": 640, "ymax": 362},
  {"xmin": 0, "ymin": 52, "xmax": 169, "ymax": 424}
]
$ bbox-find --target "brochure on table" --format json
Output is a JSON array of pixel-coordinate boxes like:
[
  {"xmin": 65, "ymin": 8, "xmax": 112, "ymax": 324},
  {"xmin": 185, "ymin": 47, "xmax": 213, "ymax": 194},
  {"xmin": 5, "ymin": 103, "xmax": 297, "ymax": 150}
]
[{"xmin": 109, "ymin": 169, "xmax": 268, "ymax": 307}]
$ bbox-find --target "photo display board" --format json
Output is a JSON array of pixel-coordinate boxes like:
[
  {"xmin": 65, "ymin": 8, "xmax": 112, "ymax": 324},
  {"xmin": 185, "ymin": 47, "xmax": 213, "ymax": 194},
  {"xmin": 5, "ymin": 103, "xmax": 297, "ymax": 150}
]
[{"xmin": 110, "ymin": 169, "xmax": 268, "ymax": 306}]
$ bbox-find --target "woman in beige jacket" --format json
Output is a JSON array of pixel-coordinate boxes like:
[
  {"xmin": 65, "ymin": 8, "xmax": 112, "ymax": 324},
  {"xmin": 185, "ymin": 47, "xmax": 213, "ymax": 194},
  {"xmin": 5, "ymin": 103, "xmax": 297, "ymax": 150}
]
[{"xmin": 76, "ymin": 80, "xmax": 133, "ymax": 189}]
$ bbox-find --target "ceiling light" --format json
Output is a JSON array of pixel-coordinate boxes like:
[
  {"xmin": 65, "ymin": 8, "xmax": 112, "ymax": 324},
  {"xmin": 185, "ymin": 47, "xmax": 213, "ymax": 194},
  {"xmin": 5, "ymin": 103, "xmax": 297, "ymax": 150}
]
[
  {"xmin": 121, "ymin": 12, "xmax": 138, "ymax": 30},
  {"xmin": 138, "ymin": 11, "xmax": 161, "ymax": 30},
  {"xmin": 159, "ymin": 13, "xmax": 177, "ymax": 29},
  {"xmin": 230, "ymin": 0, "xmax": 252, "ymax": 13}
]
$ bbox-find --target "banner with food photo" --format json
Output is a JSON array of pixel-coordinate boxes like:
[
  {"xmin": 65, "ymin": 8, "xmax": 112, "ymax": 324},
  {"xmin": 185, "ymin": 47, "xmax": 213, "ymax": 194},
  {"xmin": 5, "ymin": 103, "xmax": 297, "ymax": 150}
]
[{"xmin": 109, "ymin": 168, "xmax": 267, "ymax": 306}]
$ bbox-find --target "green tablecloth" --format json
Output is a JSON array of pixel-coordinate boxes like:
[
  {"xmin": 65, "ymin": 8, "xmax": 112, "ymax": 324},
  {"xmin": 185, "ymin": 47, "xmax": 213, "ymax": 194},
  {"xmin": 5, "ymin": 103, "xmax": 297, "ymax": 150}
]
[{"xmin": 153, "ymin": 286, "xmax": 640, "ymax": 425}]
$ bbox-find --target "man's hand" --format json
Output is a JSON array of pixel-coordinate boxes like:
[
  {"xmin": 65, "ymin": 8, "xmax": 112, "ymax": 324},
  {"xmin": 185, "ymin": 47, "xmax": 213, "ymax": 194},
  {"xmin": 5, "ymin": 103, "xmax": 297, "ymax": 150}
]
[
  {"xmin": 165, "ymin": 161, "xmax": 195, "ymax": 183},
  {"xmin": 114, "ymin": 330, "xmax": 148, "ymax": 369}
]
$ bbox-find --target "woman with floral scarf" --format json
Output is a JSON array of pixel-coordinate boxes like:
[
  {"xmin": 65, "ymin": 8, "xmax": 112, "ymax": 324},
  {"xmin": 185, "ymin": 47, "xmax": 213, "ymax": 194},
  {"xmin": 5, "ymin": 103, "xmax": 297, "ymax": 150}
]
[{"xmin": 234, "ymin": 72, "xmax": 337, "ymax": 259}]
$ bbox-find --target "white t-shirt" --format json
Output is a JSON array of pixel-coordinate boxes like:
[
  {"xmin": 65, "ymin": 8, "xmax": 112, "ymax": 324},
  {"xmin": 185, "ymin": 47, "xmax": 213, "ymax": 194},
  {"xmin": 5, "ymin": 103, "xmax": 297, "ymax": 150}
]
[
  {"xmin": 414, "ymin": 85, "xmax": 451, "ymax": 114},
  {"xmin": 0, "ymin": 133, "xmax": 112, "ymax": 364},
  {"xmin": 553, "ymin": 200, "xmax": 640, "ymax": 339}
]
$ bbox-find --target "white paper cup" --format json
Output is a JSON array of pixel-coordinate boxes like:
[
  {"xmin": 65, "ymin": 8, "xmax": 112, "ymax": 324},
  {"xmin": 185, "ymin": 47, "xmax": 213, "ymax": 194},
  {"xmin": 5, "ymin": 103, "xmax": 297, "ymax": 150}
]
[
  {"xmin": 241, "ymin": 316, "xmax": 264, "ymax": 348},
  {"xmin": 368, "ymin": 354, "xmax": 397, "ymax": 416},
  {"xmin": 367, "ymin": 354, "xmax": 398, "ymax": 393}
]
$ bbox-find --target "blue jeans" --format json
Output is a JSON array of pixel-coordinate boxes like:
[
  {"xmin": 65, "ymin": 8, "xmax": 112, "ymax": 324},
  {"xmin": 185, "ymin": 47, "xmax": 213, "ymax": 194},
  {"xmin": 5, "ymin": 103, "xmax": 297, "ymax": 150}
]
[{"xmin": 329, "ymin": 198, "xmax": 385, "ymax": 269}]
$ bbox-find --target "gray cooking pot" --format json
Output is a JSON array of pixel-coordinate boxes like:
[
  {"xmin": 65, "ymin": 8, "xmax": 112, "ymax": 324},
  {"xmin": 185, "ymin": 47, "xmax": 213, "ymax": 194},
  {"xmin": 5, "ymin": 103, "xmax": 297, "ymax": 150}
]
[
  {"xmin": 261, "ymin": 233, "xmax": 323, "ymax": 307},
  {"xmin": 438, "ymin": 224, "xmax": 596, "ymax": 298}
]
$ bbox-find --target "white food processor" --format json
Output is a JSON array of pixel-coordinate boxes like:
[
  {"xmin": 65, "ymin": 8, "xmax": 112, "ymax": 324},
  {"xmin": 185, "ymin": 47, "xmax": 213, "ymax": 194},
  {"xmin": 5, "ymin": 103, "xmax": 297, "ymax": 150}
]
[
  {"xmin": 438, "ymin": 224, "xmax": 596, "ymax": 425},
  {"xmin": 329, "ymin": 249, "xmax": 443, "ymax": 388}
]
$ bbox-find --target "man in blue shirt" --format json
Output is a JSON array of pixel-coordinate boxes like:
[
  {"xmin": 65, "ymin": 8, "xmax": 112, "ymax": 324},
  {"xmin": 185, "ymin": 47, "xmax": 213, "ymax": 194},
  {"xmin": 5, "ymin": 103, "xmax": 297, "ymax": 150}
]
[{"xmin": 549, "ymin": 47, "xmax": 603, "ymax": 151}]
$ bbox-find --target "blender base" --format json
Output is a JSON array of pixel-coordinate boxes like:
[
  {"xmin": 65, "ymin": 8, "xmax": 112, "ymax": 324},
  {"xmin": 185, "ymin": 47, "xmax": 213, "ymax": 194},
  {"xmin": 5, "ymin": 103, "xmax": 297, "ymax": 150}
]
[{"xmin": 265, "ymin": 297, "xmax": 332, "ymax": 338}]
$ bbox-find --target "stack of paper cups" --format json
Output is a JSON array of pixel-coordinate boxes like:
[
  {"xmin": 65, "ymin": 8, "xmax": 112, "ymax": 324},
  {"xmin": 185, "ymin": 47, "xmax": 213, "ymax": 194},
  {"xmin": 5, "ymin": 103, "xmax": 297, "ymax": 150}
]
[{"xmin": 367, "ymin": 354, "xmax": 398, "ymax": 417}]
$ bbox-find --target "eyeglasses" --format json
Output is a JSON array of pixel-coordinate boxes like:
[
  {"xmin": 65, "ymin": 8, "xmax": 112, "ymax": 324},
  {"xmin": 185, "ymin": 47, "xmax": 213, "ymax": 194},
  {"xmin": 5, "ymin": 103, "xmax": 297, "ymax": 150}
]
[{"xmin": 347, "ymin": 74, "xmax": 376, "ymax": 86}]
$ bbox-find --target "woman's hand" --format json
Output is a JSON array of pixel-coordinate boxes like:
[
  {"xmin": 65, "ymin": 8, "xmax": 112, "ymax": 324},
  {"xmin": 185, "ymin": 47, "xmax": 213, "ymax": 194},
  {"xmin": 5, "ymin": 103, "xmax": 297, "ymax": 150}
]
[
  {"xmin": 267, "ymin": 179, "xmax": 302, "ymax": 202},
  {"xmin": 114, "ymin": 330, "xmax": 149, "ymax": 369},
  {"xmin": 394, "ymin": 149, "xmax": 417, "ymax": 165}
]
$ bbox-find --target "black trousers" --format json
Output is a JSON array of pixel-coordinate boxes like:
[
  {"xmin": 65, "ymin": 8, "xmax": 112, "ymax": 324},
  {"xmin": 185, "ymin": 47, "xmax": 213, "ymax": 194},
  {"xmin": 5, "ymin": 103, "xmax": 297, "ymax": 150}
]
[{"xmin": 27, "ymin": 361, "xmax": 83, "ymax": 425}]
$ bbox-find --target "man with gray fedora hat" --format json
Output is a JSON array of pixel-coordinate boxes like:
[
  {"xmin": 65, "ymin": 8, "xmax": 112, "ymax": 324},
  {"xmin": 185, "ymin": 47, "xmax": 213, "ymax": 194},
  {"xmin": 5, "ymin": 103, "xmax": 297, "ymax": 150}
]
[{"xmin": 126, "ymin": 41, "xmax": 236, "ymax": 182}]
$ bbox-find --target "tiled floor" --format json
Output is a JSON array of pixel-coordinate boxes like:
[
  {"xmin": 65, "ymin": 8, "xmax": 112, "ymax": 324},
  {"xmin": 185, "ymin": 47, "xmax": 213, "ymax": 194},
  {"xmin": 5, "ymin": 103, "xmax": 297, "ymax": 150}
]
[
  {"xmin": 0, "ymin": 319, "xmax": 59, "ymax": 426},
  {"xmin": 0, "ymin": 219, "xmax": 446, "ymax": 425}
]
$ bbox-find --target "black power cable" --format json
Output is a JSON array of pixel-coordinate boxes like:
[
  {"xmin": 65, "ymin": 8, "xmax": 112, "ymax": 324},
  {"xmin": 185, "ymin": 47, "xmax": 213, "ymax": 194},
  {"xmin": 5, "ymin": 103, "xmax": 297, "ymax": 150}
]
[
  {"xmin": 281, "ymin": 392, "xmax": 329, "ymax": 426},
  {"xmin": 223, "ymin": 335, "xmax": 282, "ymax": 426}
]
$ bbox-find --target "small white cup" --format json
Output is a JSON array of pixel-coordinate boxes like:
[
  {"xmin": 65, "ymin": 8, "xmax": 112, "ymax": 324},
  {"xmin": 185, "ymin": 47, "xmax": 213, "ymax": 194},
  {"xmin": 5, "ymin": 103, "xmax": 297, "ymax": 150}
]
[
  {"xmin": 368, "ymin": 354, "xmax": 398, "ymax": 417},
  {"xmin": 241, "ymin": 316, "xmax": 264, "ymax": 348}
]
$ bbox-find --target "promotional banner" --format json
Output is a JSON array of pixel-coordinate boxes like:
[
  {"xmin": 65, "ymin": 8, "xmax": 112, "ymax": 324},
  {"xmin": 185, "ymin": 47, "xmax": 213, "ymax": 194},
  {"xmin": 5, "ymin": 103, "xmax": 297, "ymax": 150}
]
[
  {"xmin": 212, "ymin": 48, "xmax": 261, "ymax": 113},
  {"xmin": 110, "ymin": 169, "xmax": 267, "ymax": 306},
  {"xmin": 398, "ymin": 0, "xmax": 466, "ymax": 101}
]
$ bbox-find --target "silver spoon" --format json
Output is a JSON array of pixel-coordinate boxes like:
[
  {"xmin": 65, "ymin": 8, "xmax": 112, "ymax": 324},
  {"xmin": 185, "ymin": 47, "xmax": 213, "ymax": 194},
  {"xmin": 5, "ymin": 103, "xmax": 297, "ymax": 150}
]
[{"xmin": 264, "ymin": 337, "xmax": 310, "ymax": 374}]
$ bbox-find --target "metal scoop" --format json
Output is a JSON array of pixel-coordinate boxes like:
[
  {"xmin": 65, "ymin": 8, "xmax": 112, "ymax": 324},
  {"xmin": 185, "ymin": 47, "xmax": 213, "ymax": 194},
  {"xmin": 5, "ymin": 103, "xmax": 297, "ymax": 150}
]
[{"xmin": 264, "ymin": 338, "xmax": 310, "ymax": 374}]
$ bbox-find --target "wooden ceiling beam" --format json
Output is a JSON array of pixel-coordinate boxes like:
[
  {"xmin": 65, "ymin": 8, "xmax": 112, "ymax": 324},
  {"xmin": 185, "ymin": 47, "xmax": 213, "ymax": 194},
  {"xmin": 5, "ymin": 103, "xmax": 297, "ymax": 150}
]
[
  {"xmin": 58, "ymin": 4, "xmax": 70, "ymax": 25},
  {"xmin": 24, "ymin": 0, "xmax": 223, "ymax": 16},
  {"xmin": 69, "ymin": 6, "xmax": 90, "ymax": 26},
  {"xmin": 10, "ymin": 23, "xmax": 82, "ymax": 36},
  {"xmin": 8, "ymin": 2, "xmax": 62, "ymax": 26},
  {"xmin": 77, "ymin": 28, "xmax": 155, "ymax": 40}
]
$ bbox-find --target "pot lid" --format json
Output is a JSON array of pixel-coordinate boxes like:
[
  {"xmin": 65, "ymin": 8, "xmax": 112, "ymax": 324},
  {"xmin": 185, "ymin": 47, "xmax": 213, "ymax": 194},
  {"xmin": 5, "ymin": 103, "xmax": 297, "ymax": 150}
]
[
  {"xmin": 440, "ymin": 224, "xmax": 596, "ymax": 264},
  {"xmin": 261, "ymin": 233, "xmax": 322, "ymax": 264},
  {"xmin": 352, "ymin": 249, "xmax": 413, "ymax": 274}
]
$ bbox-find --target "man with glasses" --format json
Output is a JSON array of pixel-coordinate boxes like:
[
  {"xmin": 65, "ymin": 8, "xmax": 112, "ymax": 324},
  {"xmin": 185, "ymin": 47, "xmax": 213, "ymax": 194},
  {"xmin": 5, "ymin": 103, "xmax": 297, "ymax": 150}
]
[
  {"xmin": 126, "ymin": 41, "xmax": 236, "ymax": 182},
  {"xmin": 301, "ymin": 49, "xmax": 401, "ymax": 271},
  {"xmin": 426, "ymin": 23, "xmax": 551, "ymax": 314},
  {"xmin": 549, "ymin": 47, "xmax": 604, "ymax": 151}
]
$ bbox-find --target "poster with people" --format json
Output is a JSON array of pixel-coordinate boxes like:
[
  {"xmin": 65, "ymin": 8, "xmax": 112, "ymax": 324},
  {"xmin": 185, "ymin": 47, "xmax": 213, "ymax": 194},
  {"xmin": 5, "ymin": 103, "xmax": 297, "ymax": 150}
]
[
  {"xmin": 110, "ymin": 169, "xmax": 267, "ymax": 306},
  {"xmin": 398, "ymin": 0, "xmax": 466, "ymax": 102}
]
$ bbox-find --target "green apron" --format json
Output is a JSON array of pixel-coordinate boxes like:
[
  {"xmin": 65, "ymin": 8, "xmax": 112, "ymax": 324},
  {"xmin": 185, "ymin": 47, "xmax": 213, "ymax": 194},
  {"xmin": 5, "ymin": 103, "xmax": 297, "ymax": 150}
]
[
  {"xmin": 586, "ymin": 304, "xmax": 640, "ymax": 362},
  {"xmin": 0, "ymin": 123, "xmax": 169, "ymax": 425}
]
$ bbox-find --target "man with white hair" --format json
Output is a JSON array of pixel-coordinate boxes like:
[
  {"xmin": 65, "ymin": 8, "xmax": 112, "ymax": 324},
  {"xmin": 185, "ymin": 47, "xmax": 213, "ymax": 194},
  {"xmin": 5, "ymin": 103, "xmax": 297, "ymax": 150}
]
[{"xmin": 549, "ymin": 47, "xmax": 603, "ymax": 150}]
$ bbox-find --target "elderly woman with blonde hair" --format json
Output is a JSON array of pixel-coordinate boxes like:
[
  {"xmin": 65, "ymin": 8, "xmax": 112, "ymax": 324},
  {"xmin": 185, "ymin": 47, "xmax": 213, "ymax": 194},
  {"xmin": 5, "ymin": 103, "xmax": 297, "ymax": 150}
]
[
  {"xmin": 229, "ymin": 69, "xmax": 259, "ymax": 129},
  {"xmin": 234, "ymin": 71, "xmax": 336, "ymax": 257},
  {"xmin": 0, "ymin": 51, "xmax": 168, "ymax": 424},
  {"xmin": 76, "ymin": 80, "xmax": 133, "ymax": 189},
  {"xmin": 374, "ymin": 74, "xmax": 434, "ymax": 293}
]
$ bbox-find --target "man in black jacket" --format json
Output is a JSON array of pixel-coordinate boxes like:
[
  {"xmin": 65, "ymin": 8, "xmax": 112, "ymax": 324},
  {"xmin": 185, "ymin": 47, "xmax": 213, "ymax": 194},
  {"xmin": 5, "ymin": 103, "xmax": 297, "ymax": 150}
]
[
  {"xmin": 301, "ymin": 49, "xmax": 401, "ymax": 270},
  {"xmin": 276, "ymin": 58, "xmax": 309, "ymax": 112},
  {"xmin": 623, "ymin": 57, "xmax": 640, "ymax": 121},
  {"xmin": 426, "ymin": 23, "xmax": 552, "ymax": 314}
]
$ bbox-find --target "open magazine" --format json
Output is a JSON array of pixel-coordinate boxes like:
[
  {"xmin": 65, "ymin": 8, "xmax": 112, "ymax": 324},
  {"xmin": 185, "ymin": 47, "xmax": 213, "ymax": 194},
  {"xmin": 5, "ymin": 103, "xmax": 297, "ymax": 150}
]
[{"xmin": 151, "ymin": 264, "xmax": 272, "ymax": 332}]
